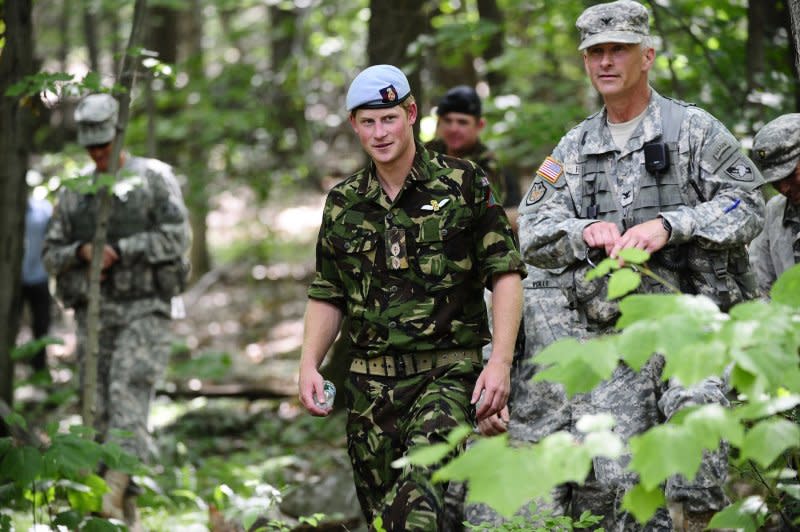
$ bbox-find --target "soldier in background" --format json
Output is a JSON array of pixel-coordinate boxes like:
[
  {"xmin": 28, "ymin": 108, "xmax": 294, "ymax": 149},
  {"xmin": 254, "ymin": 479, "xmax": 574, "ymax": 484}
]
[
  {"xmin": 43, "ymin": 93, "xmax": 191, "ymax": 526},
  {"xmin": 518, "ymin": 1, "xmax": 764, "ymax": 529},
  {"xmin": 298, "ymin": 65, "xmax": 525, "ymax": 530},
  {"xmin": 426, "ymin": 85, "xmax": 521, "ymax": 221},
  {"xmin": 748, "ymin": 114, "xmax": 800, "ymax": 294},
  {"xmin": 18, "ymin": 192, "xmax": 54, "ymax": 373}
]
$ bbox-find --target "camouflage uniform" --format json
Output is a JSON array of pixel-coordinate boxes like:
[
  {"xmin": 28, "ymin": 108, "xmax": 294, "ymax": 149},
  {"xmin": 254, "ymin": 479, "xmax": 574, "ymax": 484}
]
[
  {"xmin": 425, "ymin": 138, "xmax": 507, "ymax": 206},
  {"xmin": 44, "ymin": 156, "xmax": 190, "ymax": 461},
  {"xmin": 518, "ymin": 87, "xmax": 764, "ymax": 530},
  {"xmin": 748, "ymin": 113, "xmax": 800, "ymax": 294},
  {"xmin": 308, "ymin": 144, "xmax": 525, "ymax": 529}
]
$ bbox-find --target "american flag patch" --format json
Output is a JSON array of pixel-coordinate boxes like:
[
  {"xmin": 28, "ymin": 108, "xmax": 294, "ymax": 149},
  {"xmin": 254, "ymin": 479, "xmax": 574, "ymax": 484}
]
[{"xmin": 536, "ymin": 156, "xmax": 563, "ymax": 184}]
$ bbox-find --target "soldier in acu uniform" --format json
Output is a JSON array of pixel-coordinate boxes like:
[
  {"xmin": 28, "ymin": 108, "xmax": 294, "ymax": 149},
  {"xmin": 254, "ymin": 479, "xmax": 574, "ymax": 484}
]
[
  {"xmin": 748, "ymin": 114, "xmax": 800, "ymax": 294},
  {"xmin": 518, "ymin": 1, "xmax": 765, "ymax": 530},
  {"xmin": 43, "ymin": 93, "xmax": 191, "ymax": 526},
  {"xmin": 297, "ymin": 65, "xmax": 526, "ymax": 530}
]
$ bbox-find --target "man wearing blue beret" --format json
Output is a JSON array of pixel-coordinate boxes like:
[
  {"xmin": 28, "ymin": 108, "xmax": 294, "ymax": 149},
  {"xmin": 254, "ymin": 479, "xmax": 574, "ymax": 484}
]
[{"xmin": 298, "ymin": 64, "xmax": 526, "ymax": 529}]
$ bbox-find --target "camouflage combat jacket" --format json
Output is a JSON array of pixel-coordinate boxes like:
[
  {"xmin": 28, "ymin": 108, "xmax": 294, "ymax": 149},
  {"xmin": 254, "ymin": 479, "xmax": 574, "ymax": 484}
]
[
  {"xmin": 43, "ymin": 155, "xmax": 191, "ymax": 322},
  {"xmin": 518, "ymin": 88, "xmax": 764, "ymax": 324},
  {"xmin": 308, "ymin": 144, "xmax": 526, "ymax": 358},
  {"xmin": 749, "ymin": 195, "xmax": 799, "ymax": 294},
  {"xmin": 425, "ymin": 138, "xmax": 507, "ymax": 206}
]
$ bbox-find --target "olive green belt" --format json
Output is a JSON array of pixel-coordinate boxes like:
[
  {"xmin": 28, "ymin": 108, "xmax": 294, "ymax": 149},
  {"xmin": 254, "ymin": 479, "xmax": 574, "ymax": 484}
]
[{"xmin": 350, "ymin": 349, "xmax": 481, "ymax": 378}]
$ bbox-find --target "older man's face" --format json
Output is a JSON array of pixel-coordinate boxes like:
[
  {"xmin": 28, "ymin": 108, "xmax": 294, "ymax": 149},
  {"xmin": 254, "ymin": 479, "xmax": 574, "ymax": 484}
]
[{"xmin": 583, "ymin": 42, "xmax": 653, "ymax": 101}]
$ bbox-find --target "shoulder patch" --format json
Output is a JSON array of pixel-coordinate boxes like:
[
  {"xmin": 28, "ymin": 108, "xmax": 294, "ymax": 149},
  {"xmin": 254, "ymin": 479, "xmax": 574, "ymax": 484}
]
[
  {"xmin": 526, "ymin": 180, "xmax": 546, "ymax": 206},
  {"xmin": 536, "ymin": 156, "xmax": 564, "ymax": 185},
  {"xmin": 725, "ymin": 159, "xmax": 755, "ymax": 182}
]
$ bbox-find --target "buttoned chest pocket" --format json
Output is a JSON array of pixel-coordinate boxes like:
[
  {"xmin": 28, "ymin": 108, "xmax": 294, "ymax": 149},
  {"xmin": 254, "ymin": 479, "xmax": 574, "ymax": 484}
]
[
  {"xmin": 331, "ymin": 230, "xmax": 378, "ymax": 279},
  {"xmin": 414, "ymin": 220, "xmax": 474, "ymax": 284}
]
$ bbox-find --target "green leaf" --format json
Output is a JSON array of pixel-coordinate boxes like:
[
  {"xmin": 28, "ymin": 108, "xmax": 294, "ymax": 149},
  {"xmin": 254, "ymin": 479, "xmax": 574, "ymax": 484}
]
[
  {"xmin": 617, "ymin": 321, "xmax": 661, "ymax": 370},
  {"xmin": 770, "ymin": 264, "xmax": 800, "ymax": 308},
  {"xmin": 45, "ymin": 433, "xmax": 103, "ymax": 477},
  {"xmin": 739, "ymin": 418, "xmax": 800, "ymax": 469},
  {"xmin": 446, "ymin": 425, "xmax": 473, "ymax": 446},
  {"xmin": 629, "ymin": 425, "xmax": 703, "ymax": 490},
  {"xmin": 533, "ymin": 337, "xmax": 619, "ymax": 397},
  {"xmin": 621, "ymin": 483, "xmax": 664, "ymax": 524},
  {"xmin": 2, "ymin": 411, "xmax": 26, "ymax": 430},
  {"xmin": 617, "ymin": 248, "xmax": 650, "ymax": 265},
  {"xmin": 729, "ymin": 340, "xmax": 800, "ymax": 398},
  {"xmin": 616, "ymin": 294, "xmax": 719, "ymax": 329},
  {"xmin": 734, "ymin": 396, "xmax": 800, "ymax": 421},
  {"xmin": 777, "ymin": 482, "xmax": 800, "ymax": 501},
  {"xmin": 683, "ymin": 404, "xmax": 744, "ymax": 449},
  {"xmin": 585, "ymin": 258, "xmax": 619, "ymax": 281},
  {"xmin": 662, "ymin": 340, "xmax": 728, "ymax": 388},
  {"xmin": 434, "ymin": 432, "xmax": 594, "ymax": 518},
  {"xmin": 707, "ymin": 497, "xmax": 766, "ymax": 532},
  {"xmin": 11, "ymin": 336, "xmax": 63, "ymax": 361},
  {"xmin": 607, "ymin": 269, "xmax": 641, "ymax": 299},
  {"xmin": 392, "ymin": 442, "xmax": 452, "ymax": 469},
  {"xmin": 0, "ymin": 446, "xmax": 42, "ymax": 486},
  {"xmin": 65, "ymin": 474, "xmax": 104, "ymax": 513},
  {"xmin": 53, "ymin": 510, "xmax": 82, "ymax": 529}
]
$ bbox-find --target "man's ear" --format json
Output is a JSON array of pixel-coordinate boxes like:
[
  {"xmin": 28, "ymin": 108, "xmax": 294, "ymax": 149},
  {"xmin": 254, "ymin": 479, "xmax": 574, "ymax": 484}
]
[
  {"xmin": 642, "ymin": 47, "xmax": 655, "ymax": 71},
  {"xmin": 407, "ymin": 102, "xmax": 418, "ymax": 125},
  {"xmin": 477, "ymin": 117, "xmax": 486, "ymax": 131},
  {"xmin": 349, "ymin": 112, "xmax": 358, "ymax": 131}
]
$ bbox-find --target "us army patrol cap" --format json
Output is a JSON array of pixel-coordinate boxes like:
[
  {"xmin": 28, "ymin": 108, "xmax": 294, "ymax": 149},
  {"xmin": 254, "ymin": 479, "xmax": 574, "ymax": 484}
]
[
  {"xmin": 752, "ymin": 113, "xmax": 800, "ymax": 184},
  {"xmin": 346, "ymin": 65, "xmax": 411, "ymax": 112},
  {"xmin": 436, "ymin": 85, "xmax": 482, "ymax": 117},
  {"xmin": 576, "ymin": 0, "xmax": 650, "ymax": 51},
  {"xmin": 74, "ymin": 93, "xmax": 118, "ymax": 147}
]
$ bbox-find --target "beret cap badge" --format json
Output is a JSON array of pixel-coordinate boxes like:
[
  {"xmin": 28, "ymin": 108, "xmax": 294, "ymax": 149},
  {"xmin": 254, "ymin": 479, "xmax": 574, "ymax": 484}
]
[{"xmin": 380, "ymin": 85, "xmax": 397, "ymax": 103}]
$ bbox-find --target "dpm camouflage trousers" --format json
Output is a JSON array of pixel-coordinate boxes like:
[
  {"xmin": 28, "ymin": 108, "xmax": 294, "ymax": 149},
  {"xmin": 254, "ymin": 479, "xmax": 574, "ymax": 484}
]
[{"xmin": 345, "ymin": 358, "xmax": 478, "ymax": 531}]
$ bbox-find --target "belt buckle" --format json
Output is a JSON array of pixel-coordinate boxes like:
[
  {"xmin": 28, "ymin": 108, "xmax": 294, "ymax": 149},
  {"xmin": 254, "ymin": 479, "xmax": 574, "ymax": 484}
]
[{"xmin": 396, "ymin": 355, "xmax": 406, "ymax": 377}]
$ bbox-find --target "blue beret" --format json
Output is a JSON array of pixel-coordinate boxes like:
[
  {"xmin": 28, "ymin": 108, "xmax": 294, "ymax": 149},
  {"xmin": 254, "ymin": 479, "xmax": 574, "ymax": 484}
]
[{"xmin": 346, "ymin": 65, "xmax": 411, "ymax": 112}]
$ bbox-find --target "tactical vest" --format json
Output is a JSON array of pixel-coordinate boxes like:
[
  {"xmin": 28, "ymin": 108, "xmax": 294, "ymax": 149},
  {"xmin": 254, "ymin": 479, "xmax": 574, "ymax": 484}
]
[
  {"xmin": 579, "ymin": 96, "xmax": 686, "ymax": 230},
  {"xmin": 56, "ymin": 171, "xmax": 187, "ymax": 307},
  {"xmin": 571, "ymin": 94, "xmax": 756, "ymax": 321}
]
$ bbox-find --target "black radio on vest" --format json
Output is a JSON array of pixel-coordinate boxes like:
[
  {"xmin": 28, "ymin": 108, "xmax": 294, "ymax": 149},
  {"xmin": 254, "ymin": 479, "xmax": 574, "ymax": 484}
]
[{"xmin": 644, "ymin": 141, "xmax": 670, "ymax": 173}]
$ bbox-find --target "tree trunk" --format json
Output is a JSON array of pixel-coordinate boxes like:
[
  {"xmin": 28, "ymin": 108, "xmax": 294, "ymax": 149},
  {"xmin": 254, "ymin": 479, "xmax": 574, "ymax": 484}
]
[
  {"xmin": 82, "ymin": 0, "xmax": 100, "ymax": 73},
  {"xmin": 746, "ymin": 1, "xmax": 766, "ymax": 94},
  {"xmin": 477, "ymin": 0, "xmax": 506, "ymax": 90},
  {"xmin": 787, "ymin": 0, "xmax": 800, "ymax": 110},
  {"xmin": 368, "ymin": 0, "xmax": 430, "ymax": 137},
  {"xmin": 81, "ymin": 0, "xmax": 148, "ymax": 428},
  {"xmin": 184, "ymin": 0, "xmax": 211, "ymax": 280},
  {"xmin": 0, "ymin": 0, "xmax": 35, "ymax": 419}
]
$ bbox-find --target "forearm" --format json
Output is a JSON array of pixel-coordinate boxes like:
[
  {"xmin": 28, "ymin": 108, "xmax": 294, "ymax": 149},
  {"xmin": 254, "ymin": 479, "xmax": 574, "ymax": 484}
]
[
  {"xmin": 300, "ymin": 298, "xmax": 344, "ymax": 371},
  {"xmin": 519, "ymin": 214, "xmax": 595, "ymax": 269},
  {"xmin": 488, "ymin": 272, "xmax": 523, "ymax": 365},
  {"xmin": 660, "ymin": 187, "xmax": 764, "ymax": 248}
]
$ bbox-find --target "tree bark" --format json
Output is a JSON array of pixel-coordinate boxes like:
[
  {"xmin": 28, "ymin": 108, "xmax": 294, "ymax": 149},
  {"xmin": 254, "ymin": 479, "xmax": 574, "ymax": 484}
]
[
  {"xmin": 184, "ymin": 0, "xmax": 211, "ymax": 280},
  {"xmin": 0, "ymin": 0, "xmax": 35, "ymax": 419},
  {"xmin": 788, "ymin": 0, "xmax": 800, "ymax": 109},
  {"xmin": 368, "ymin": 0, "xmax": 430, "ymax": 137},
  {"xmin": 82, "ymin": 0, "xmax": 100, "ymax": 74},
  {"xmin": 477, "ymin": 0, "xmax": 506, "ymax": 90},
  {"xmin": 81, "ymin": 0, "xmax": 148, "ymax": 428}
]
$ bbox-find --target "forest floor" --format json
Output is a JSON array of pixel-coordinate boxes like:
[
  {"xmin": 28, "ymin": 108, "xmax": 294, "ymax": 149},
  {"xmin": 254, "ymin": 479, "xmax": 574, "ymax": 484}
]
[{"xmin": 12, "ymin": 184, "xmax": 366, "ymax": 531}]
